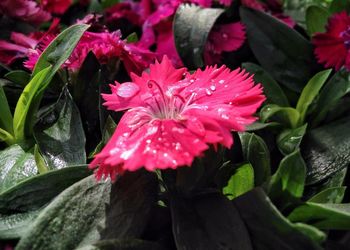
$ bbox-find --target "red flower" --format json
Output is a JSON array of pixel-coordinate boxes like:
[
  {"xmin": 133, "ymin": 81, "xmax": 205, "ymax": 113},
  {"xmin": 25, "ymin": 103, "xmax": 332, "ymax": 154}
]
[
  {"xmin": 90, "ymin": 56, "xmax": 265, "ymax": 180},
  {"xmin": 312, "ymin": 11, "xmax": 350, "ymax": 71},
  {"xmin": 0, "ymin": 0, "xmax": 51, "ymax": 25},
  {"xmin": 41, "ymin": 0, "xmax": 72, "ymax": 15}
]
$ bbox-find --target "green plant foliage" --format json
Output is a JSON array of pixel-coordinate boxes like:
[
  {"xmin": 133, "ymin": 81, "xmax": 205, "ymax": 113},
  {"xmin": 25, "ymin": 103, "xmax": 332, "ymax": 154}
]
[
  {"xmin": 303, "ymin": 116, "xmax": 350, "ymax": 184},
  {"xmin": 240, "ymin": 7, "xmax": 318, "ymax": 92},
  {"xmin": 260, "ymin": 104, "xmax": 300, "ymax": 128},
  {"xmin": 16, "ymin": 171, "xmax": 158, "ymax": 250},
  {"xmin": 277, "ymin": 124, "xmax": 308, "ymax": 155},
  {"xmin": 242, "ymin": 63, "xmax": 290, "ymax": 107},
  {"xmin": 223, "ymin": 163, "xmax": 254, "ymax": 200},
  {"xmin": 174, "ymin": 4, "xmax": 224, "ymax": 68},
  {"xmin": 305, "ymin": 5, "xmax": 330, "ymax": 35},
  {"xmin": 33, "ymin": 88, "xmax": 86, "ymax": 169},
  {"xmin": 0, "ymin": 144, "xmax": 38, "ymax": 194},
  {"xmin": 239, "ymin": 133, "xmax": 271, "ymax": 185}
]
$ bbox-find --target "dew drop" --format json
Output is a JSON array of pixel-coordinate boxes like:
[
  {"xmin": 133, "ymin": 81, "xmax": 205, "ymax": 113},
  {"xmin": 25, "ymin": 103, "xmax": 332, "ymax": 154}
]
[
  {"xmin": 205, "ymin": 89, "xmax": 212, "ymax": 96},
  {"xmin": 116, "ymin": 82, "xmax": 140, "ymax": 98},
  {"xmin": 222, "ymin": 33, "xmax": 228, "ymax": 39},
  {"xmin": 210, "ymin": 85, "xmax": 216, "ymax": 91},
  {"xmin": 219, "ymin": 80, "xmax": 225, "ymax": 84},
  {"xmin": 146, "ymin": 139, "xmax": 151, "ymax": 144},
  {"xmin": 163, "ymin": 153, "xmax": 168, "ymax": 157},
  {"xmin": 152, "ymin": 149, "xmax": 157, "ymax": 154},
  {"xmin": 221, "ymin": 114, "xmax": 230, "ymax": 120},
  {"xmin": 190, "ymin": 79, "xmax": 195, "ymax": 83}
]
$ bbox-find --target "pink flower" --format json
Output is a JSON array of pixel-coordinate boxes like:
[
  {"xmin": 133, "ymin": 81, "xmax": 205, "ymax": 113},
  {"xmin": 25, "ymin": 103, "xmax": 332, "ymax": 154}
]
[
  {"xmin": 90, "ymin": 56, "xmax": 265, "ymax": 180},
  {"xmin": 205, "ymin": 22, "xmax": 246, "ymax": 65},
  {"xmin": 26, "ymin": 29, "xmax": 156, "ymax": 75},
  {"xmin": 0, "ymin": 19, "xmax": 59, "ymax": 66},
  {"xmin": 312, "ymin": 11, "xmax": 350, "ymax": 71},
  {"xmin": 0, "ymin": 0, "xmax": 51, "ymax": 25}
]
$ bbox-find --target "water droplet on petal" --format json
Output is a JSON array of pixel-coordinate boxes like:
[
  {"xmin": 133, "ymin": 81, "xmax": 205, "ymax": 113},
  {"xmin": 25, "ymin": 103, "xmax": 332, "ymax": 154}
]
[
  {"xmin": 146, "ymin": 139, "xmax": 151, "ymax": 144},
  {"xmin": 205, "ymin": 89, "xmax": 212, "ymax": 96},
  {"xmin": 221, "ymin": 114, "xmax": 230, "ymax": 120},
  {"xmin": 219, "ymin": 80, "xmax": 225, "ymax": 84},
  {"xmin": 163, "ymin": 153, "xmax": 168, "ymax": 157},
  {"xmin": 222, "ymin": 33, "xmax": 228, "ymax": 39},
  {"xmin": 210, "ymin": 85, "xmax": 216, "ymax": 91},
  {"xmin": 117, "ymin": 82, "xmax": 140, "ymax": 98}
]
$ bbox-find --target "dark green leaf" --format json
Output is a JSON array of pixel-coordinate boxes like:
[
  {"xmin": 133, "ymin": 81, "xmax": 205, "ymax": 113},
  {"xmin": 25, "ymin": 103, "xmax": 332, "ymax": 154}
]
[
  {"xmin": 302, "ymin": 116, "xmax": 350, "ymax": 184},
  {"xmin": 305, "ymin": 5, "xmax": 330, "ymax": 35},
  {"xmin": 240, "ymin": 7, "xmax": 318, "ymax": 92},
  {"xmin": 260, "ymin": 104, "xmax": 300, "ymax": 128},
  {"xmin": 32, "ymin": 24, "xmax": 89, "ymax": 78},
  {"xmin": 0, "ymin": 144, "xmax": 38, "ymax": 194},
  {"xmin": 34, "ymin": 88, "xmax": 86, "ymax": 169},
  {"xmin": 100, "ymin": 0, "xmax": 120, "ymax": 8},
  {"xmin": 5, "ymin": 70, "xmax": 30, "ymax": 87},
  {"xmin": 223, "ymin": 163, "xmax": 254, "ymax": 200},
  {"xmin": 16, "ymin": 171, "xmax": 158, "ymax": 250},
  {"xmin": 13, "ymin": 66, "xmax": 52, "ymax": 142},
  {"xmin": 34, "ymin": 144, "xmax": 49, "ymax": 174},
  {"xmin": 78, "ymin": 239, "xmax": 163, "ymax": 250},
  {"xmin": 329, "ymin": 0, "xmax": 350, "ymax": 13},
  {"xmin": 0, "ymin": 166, "xmax": 90, "ymax": 213},
  {"xmin": 308, "ymin": 187, "xmax": 346, "ymax": 204},
  {"xmin": 296, "ymin": 69, "xmax": 332, "ymax": 123},
  {"xmin": 0, "ymin": 85, "xmax": 13, "ymax": 134},
  {"xmin": 239, "ymin": 132, "xmax": 270, "ymax": 185},
  {"xmin": 242, "ymin": 63, "xmax": 289, "ymax": 106},
  {"xmin": 277, "ymin": 124, "xmax": 307, "ymax": 155},
  {"xmin": 174, "ymin": 4, "xmax": 224, "ymax": 68},
  {"xmin": 0, "ymin": 210, "xmax": 40, "ymax": 240},
  {"xmin": 74, "ymin": 52, "xmax": 102, "ymax": 153},
  {"xmin": 245, "ymin": 121, "xmax": 280, "ymax": 131},
  {"xmin": 288, "ymin": 202, "xmax": 350, "ymax": 230},
  {"xmin": 233, "ymin": 188, "xmax": 323, "ymax": 249},
  {"xmin": 170, "ymin": 192, "xmax": 253, "ymax": 250},
  {"xmin": 269, "ymin": 150, "xmax": 306, "ymax": 200},
  {"xmin": 311, "ymin": 69, "xmax": 350, "ymax": 126}
]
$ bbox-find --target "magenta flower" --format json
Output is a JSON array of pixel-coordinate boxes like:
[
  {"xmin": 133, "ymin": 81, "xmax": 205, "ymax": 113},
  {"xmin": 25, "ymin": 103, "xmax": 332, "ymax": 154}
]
[
  {"xmin": 41, "ymin": 0, "xmax": 72, "ymax": 15},
  {"xmin": 0, "ymin": 0, "xmax": 50, "ymax": 25},
  {"xmin": 90, "ymin": 56, "xmax": 265, "ymax": 180},
  {"xmin": 312, "ymin": 11, "xmax": 350, "ymax": 71},
  {"xmin": 26, "ymin": 29, "xmax": 156, "ymax": 75},
  {"xmin": 205, "ymin": 22, "xmax": 246, "ymax": 65}
]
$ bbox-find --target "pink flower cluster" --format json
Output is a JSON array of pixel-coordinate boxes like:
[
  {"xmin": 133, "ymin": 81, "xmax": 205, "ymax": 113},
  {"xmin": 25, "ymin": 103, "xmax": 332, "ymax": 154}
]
[{"xmin": 90, "ymin": 56, "xmax": 265, "ymax": 180}]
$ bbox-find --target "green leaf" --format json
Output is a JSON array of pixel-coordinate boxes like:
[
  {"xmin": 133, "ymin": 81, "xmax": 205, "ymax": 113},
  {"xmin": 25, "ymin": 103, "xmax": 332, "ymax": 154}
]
[
  {"xmin": 288, "ymin": 202, "xmax": 350, "ymax": 230},
  {"xmin": 170, "ymin": 192, "xmax": 253, "ymax": 250},
  {"xmin": 0, "ymin": 144, "xmax": 38, "ymax": 194},
  {"xmin": 240, "ymin": 7, "xmax": 318, "ymax": 92},
  {"xmin": 269, "ymin": 150, "xmax": 306, "ymax": 200},
  {"xmin": 126, "ymin": 32, "xmax": 139, "ymax": 43},
  {"xmin": 0, "ymin": 166, "xmax": 90, "ymax": 213},
  {"xmin": 13, "ymin": 66, "xmax": 52, "ymax": 142},
  {"xmin": 78, "ymin": 239, "xmax": 164, "ymax": 250},
  {"xmin": 302, "ymin": 116, "xmax": 350, "ymax": 184},
  {"xmin": 33, "ymin": 144, "xmax": 49, "ymax": 174},
  {"xmin": 0, "ymin": 210, "xmax": 40, "ymax": 240},
  {"xmin": 100, "ymin": 0, "xmax": 120, "ymax": 8},
  {"xmin": 223, "ymin": 163, "xmax": 254, "ymax": 200},
  {"xmin": 242, "ymin": 63, "xmax": 289, "ymax": 106},
  {"xmin": 293, "ymin": 223, "xmax": 326, "ymax": 244},
  {"xmin": 296, "ymin": 69, "xmax": 332, "ymax": 124},
  {"xmin": 16, "ymin": 171, "xmax": 158, "ymax": 250},
  {"xmin": 174, "ymin": 4, "xmax": 224, "ymax": 68},
  {"xmin": 277, "ymin": 124, "xmax": 308, "ymax": 155},
  {"xmin": 305, "ymin": 5, "xmax": 330, "ymax": 35},
  {"xmin": 233, "ymin": 188, "xmax": 323, "ymax": 249},
  {"xmin": 5, "ymin": 70, "xmax": 30, "ymax": 87},
  {"xmin": 0, "ymin": 85, "xmax": 13, "ymax": 134},
  {"xmin": 260, "ymin": 104, "xmax": 300, "ymax": 128},
  {"xmin": 74, "ymin": 52, "xmax": 102, "ymax": 153},
  {"xmin": 0, "ymin": 128, "xmax": 15, "ymax": 145},
  {"xmin": 308, "ymin": 187, "xmax": 346, "ymax": 204},
  {"xmin": 245, "ymin": 121, "xmax": 280, "ymax": 131},
  {"xmin": 329, "ymin": 0, "xmax": 350, "ymax": 13},
  {"xmin": 33, "ymin": 88, "xmax": 86, "ymax": 169},
  {"xmin": 239, "ymin": 132, "xmax": 270, "ymax": 185},
  {"xmin": 311, "ymin": 69, "xmax": 350, "ymax": 126},
  {"xmin": 32, "ymin": 24, "xmax": 89, "ymax": 77}
]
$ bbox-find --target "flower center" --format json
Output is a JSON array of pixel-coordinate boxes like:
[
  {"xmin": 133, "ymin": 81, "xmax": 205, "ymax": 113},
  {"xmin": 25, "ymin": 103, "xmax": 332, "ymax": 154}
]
[
  {"xmin": 341, "ymin": 26, "xmax": 350, "ymax": 50},
  {"xmin": 145, "ymin": 80, "xmax": 194, "ymax": 120}
]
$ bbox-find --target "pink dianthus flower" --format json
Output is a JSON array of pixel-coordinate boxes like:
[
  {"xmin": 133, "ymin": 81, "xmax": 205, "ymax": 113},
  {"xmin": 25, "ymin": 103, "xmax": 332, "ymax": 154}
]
[{"xmin": 90, "ymin": 56, "xmax": 265, "ymax": 180}]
